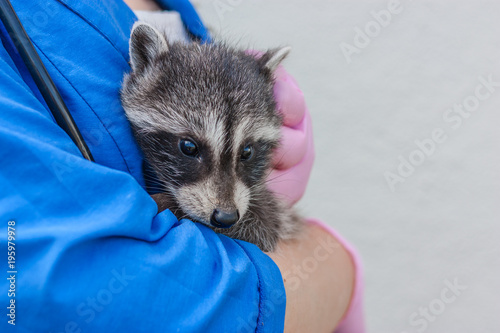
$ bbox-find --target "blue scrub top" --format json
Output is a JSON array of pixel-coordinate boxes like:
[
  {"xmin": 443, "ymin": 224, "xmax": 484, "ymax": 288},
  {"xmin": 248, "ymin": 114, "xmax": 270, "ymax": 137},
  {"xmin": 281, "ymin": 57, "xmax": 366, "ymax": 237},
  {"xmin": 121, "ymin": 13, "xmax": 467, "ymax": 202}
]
[{"xmin": 0, "ymin": 1, "xmax": 285, "ymax": 332}]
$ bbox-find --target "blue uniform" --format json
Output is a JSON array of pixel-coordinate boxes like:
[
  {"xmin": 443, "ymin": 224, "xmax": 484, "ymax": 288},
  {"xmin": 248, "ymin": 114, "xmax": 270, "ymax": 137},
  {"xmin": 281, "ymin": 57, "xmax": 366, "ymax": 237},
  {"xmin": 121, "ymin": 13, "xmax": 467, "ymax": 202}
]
[{"xmin": 0, "ymin": 1, "xmax": 285, "ymax": 332}]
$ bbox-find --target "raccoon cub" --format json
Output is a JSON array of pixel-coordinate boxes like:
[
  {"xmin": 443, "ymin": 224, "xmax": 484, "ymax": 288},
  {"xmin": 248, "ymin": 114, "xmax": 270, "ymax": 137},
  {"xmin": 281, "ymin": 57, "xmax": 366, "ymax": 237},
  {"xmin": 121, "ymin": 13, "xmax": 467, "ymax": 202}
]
[{"xmin": 121, "ymin": 22, "xmax": 302, "ymax": 251}]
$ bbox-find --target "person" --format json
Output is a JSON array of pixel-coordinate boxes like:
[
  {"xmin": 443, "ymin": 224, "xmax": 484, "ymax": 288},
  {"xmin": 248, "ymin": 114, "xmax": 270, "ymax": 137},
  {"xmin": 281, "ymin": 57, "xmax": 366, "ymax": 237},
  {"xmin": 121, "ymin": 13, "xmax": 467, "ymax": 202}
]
[{"xmin": 0, "ymin": 0, "xmax": 364, "ymax": 331}]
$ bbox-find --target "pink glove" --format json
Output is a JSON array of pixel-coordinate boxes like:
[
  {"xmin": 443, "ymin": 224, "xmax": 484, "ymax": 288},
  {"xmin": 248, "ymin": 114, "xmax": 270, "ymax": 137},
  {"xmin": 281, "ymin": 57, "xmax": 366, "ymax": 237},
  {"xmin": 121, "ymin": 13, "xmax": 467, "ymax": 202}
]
[{"xmin": 268, "ymin": 66, "xmax": 315, "ymax": 206}]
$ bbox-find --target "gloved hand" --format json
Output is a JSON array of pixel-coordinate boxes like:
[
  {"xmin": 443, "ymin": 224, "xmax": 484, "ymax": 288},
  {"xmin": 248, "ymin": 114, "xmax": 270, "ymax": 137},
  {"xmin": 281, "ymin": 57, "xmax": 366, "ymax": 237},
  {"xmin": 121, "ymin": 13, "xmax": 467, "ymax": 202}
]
[{"xmin": 268, "ymin": 66, "xmax": 315, "ymax": 206}]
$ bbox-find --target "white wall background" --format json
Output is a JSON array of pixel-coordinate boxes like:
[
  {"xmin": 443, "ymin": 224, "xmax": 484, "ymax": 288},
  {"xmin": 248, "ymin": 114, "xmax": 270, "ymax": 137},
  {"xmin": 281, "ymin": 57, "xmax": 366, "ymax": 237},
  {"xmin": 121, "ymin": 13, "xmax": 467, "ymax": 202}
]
[{"xmin": 194, "ymin": 1, "xmax": 500, "ymax": 332}]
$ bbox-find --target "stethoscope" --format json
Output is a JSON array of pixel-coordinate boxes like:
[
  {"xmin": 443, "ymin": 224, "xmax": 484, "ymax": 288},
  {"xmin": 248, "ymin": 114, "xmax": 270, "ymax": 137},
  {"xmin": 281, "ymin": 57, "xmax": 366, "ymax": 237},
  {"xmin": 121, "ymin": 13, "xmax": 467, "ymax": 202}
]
[{"xmin": 0, "ymin": 0, "xmax": 94, "ymax": 161}]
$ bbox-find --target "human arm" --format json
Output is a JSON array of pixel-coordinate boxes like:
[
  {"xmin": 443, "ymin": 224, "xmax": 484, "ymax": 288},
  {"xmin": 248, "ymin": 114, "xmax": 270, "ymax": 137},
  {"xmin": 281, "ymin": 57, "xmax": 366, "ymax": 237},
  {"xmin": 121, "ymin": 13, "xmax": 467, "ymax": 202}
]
[
  {"xmin": 0, "ymin": 1, "xmax": 286, "ymax": 331},
  {"xmin": 266, "ymin": 222, "xmax": 354, "ymax": 332}
]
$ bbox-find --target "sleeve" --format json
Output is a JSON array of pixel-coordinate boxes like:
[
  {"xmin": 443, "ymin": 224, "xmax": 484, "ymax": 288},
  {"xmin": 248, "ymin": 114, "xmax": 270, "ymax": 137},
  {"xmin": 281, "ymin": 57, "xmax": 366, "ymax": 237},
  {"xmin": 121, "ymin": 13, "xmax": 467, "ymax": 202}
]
[{"xmin": 0, "ymin": 5, "xmax": 284, "ymax": 333}]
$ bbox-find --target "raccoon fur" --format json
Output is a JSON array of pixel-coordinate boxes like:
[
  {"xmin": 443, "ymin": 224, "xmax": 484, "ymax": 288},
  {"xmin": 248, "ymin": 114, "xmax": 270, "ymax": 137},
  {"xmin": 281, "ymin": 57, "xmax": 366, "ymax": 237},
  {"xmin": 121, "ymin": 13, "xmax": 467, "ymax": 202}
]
[{"xmin": 121, "ymin": 22, "xmax": 303, "ymax": 252}]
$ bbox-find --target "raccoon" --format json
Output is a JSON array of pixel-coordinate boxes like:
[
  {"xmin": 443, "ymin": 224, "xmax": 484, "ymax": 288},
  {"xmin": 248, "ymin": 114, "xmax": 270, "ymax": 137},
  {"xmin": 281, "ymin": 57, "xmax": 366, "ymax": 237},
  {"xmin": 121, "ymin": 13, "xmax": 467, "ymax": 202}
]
[{"xmin": 121, "ymin": 22, "xmax": 303, "ymax": 252}]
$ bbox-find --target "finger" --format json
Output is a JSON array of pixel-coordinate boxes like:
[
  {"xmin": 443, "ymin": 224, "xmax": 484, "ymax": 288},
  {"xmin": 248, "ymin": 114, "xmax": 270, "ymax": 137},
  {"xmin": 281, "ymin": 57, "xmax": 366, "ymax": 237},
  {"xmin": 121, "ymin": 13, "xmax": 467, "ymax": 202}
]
[
  {"xmin": 268, "ymin": 110, "xmax": 315, "ymax": 205},
  {"xmin": 272, "ymin": 124, "xmax": 307, "ymax": 170},
  {"xmin": 274, "ymin": 66, "xmax": 306, "ymax": 127},
  {"xmin": 268, "ymin": 138, "xmax": 314, "ymax": 205}
]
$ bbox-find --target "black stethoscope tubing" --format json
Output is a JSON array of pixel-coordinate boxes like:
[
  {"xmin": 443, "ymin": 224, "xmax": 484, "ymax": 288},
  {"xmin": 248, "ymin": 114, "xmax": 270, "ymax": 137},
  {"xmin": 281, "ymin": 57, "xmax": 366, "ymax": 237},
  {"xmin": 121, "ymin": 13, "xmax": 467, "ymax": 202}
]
[{"xmin": 0, "ymin": 0, "xmax": 94, "ymax": 161}]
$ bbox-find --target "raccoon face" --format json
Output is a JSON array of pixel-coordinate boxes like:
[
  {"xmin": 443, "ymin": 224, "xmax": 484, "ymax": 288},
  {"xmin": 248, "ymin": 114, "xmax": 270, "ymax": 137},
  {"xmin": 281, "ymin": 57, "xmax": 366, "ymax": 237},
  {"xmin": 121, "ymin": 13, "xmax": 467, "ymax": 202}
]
[
  {"xmin": 121, "ymin": 22, "xmax": 290, "ymax": 229},
  {"xmin": 139, "ymin": 126, "xmax": 279, "ymax": 229}
]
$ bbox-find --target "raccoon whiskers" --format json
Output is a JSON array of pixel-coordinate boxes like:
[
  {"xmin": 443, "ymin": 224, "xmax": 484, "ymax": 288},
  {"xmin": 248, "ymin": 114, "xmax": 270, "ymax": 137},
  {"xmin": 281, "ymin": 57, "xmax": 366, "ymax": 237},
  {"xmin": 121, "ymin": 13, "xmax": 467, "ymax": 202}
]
[
  {"xmin": 263, "ymin": 169, "xmax": 294, "ymax": 185},
  {"xmin": 143, "ymin": 174, "xmax": 182, "ymax": 192},
  {"xmin": 237, "ymin": 183, "xmax": 266, "ymax": 201}
]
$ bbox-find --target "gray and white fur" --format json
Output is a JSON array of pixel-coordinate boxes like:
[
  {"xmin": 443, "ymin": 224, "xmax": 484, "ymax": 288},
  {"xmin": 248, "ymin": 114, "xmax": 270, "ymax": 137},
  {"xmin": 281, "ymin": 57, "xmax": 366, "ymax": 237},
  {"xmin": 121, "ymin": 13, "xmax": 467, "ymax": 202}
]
[{"xmin": 121, "ymin": 22, "xmax": 302, "ymax": 251}]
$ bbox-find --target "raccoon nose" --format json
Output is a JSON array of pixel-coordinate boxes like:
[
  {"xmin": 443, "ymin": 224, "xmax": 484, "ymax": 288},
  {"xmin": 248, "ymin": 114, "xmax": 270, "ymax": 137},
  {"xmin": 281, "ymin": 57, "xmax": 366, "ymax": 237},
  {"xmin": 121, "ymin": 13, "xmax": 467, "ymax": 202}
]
[{"xmin": 210, "ymin": 209, "xmax": 240, "ymax": 228}]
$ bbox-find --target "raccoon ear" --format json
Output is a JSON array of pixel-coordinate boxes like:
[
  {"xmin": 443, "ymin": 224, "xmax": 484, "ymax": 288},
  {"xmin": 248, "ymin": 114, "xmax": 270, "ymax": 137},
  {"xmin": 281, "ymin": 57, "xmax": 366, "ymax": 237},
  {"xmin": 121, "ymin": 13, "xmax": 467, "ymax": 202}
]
[
  {"xmin": 129, "ymin": 21, "xmax": 169, "ymax": 72},
  {"xmin": 258, "ymin": 46, "xmax": 291, "ymax": 72}
]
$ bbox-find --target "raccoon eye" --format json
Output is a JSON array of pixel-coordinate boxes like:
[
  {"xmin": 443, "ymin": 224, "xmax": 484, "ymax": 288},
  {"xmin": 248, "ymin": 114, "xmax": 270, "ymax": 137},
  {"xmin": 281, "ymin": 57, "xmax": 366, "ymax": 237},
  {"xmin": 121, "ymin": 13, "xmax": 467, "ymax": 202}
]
[
  {"xmin": 179, "ymin": 139, "xmax": 199, "ymax": 157},
  {"xmin": 240, "ymin": 144, "xmax": 254, "ymax": 161}
]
